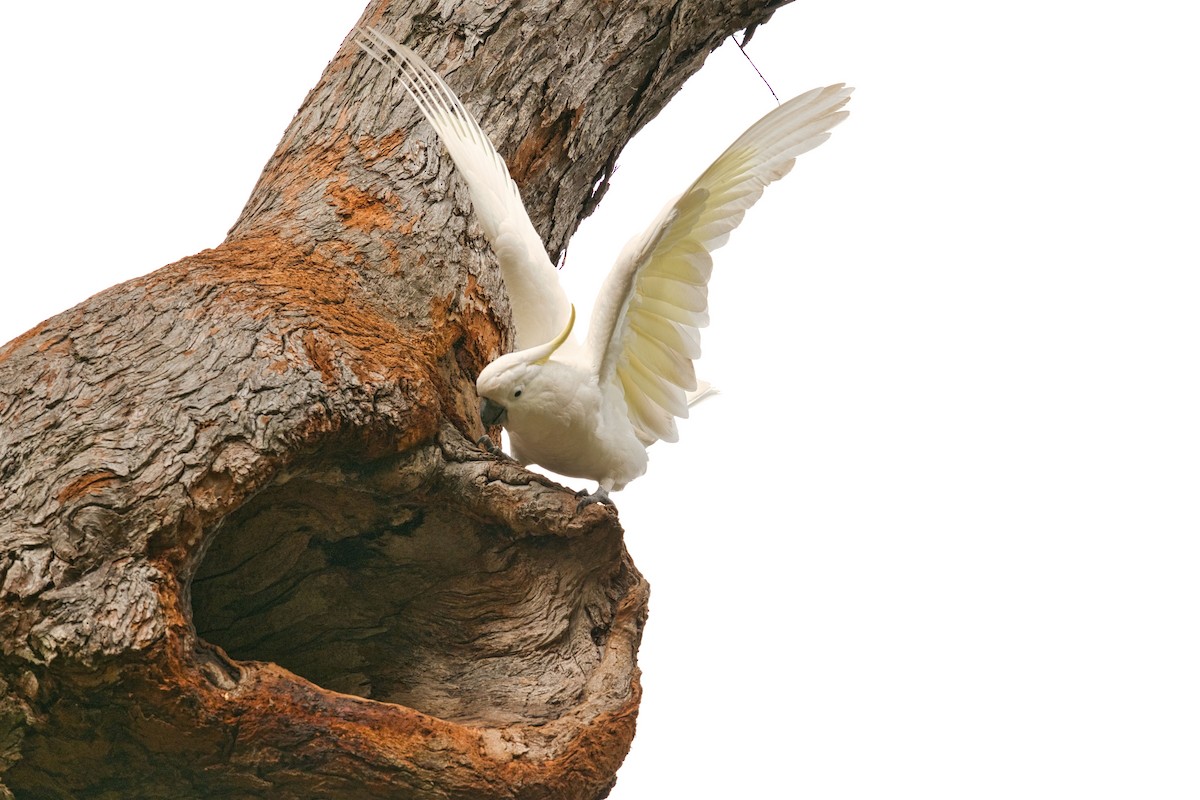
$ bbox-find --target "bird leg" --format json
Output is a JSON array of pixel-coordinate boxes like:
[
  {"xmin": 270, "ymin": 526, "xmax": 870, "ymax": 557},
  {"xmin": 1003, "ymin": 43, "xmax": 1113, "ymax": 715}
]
[
  {"xmin": 477, "ymin": 434, "xmax": 517, "ymax": 462},
  {"xmin": 575, "ymin": 485, "xmax": 615, "ymax": 511}
]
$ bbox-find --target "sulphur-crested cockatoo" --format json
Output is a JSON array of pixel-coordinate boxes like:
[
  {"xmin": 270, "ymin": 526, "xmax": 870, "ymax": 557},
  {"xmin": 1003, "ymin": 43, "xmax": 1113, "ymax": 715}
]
[{"xmin": 357, "ymin": 27, "xmax": 850, "ymax": 506}]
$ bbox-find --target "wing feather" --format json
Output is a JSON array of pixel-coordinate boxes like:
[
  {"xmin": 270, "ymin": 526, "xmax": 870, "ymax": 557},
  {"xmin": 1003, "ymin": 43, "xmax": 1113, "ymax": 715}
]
[
  {"xmin": 586, "ymin": 84, "xmax": 851, "ymax": 444},
  {"xmin": 633, "ymin": 297, "xmax": 711, "ymax": 327},
  {"xmin": 628, "ymin": 310, "xmax": 701, "ymax": 360},
  {"xmin": 623, "ymin": 352, "xmax": 691, "ymax": 418},
  {"xmin": 639, "ymin": 243, "xmax": 713, "ymax": 286},
  {"xmin": 622, "ymin": 328, "xmax": 698, "ymax": 391},
  {"xmin": 620, "ymin": 363, "xmax": 680, "ymax": 444},
  {"xmin": 356, "ymin": 27, "xmax": 570, "ymax": 348}
]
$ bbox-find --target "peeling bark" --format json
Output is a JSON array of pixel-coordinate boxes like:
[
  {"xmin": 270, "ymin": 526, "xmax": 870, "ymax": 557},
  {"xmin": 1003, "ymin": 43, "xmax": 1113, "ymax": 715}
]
[{"xmin": 1, "ymin": 0, "xmax": 790, "ymax": 797}]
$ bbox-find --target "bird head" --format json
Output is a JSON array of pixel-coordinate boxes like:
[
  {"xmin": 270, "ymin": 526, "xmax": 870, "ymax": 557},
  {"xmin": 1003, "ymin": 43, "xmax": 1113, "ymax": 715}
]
[{"xmin": 476, "ymin": 306, "xmax": 575, "ymax": 427}]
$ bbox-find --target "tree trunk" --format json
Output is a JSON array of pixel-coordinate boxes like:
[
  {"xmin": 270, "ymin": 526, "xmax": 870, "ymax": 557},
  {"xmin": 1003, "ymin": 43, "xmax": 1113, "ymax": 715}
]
[{"xmin": 0, "ymin": 1, "xmax": 789, "ymax": 797}]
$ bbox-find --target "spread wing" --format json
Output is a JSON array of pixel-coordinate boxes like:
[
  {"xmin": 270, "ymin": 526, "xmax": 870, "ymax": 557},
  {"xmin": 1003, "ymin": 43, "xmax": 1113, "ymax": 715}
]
[
  {"xmin": 585, "ymin": 84, "xmax": 852, "ymax": 445},
  {"xmin": 356, "ymin": 27, "xmax": 571, "ymax": 349}
]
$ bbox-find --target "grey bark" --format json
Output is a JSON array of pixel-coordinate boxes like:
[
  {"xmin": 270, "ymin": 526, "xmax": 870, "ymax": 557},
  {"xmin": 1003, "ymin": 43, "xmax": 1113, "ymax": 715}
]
[{"xmin": 0, "ymin": 0, "xmax": 790, "ymax": 797}]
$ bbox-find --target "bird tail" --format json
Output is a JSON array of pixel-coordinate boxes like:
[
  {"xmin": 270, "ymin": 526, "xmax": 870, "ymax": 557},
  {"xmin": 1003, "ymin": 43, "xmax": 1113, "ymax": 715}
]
[{"xmin": 686, "ymin": 380, "xmax": 720, "ymax": 408}]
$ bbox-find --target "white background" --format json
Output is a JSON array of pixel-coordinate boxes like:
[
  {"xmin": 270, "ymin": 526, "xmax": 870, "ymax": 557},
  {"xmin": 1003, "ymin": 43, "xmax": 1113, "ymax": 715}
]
[{"xmin": 2, "ymin": 2, "xmax": 1198, "ymax": 798}]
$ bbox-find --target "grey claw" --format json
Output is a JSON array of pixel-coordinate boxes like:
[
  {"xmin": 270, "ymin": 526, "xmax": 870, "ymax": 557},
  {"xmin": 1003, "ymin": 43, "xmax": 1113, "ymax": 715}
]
[
  {"xmin": 575, "ymin": 486, "xmax": 615, "ymax": 511},
  {"xmin": 477, "ymin": 434, "xmax": 515, "ymax": 461}
]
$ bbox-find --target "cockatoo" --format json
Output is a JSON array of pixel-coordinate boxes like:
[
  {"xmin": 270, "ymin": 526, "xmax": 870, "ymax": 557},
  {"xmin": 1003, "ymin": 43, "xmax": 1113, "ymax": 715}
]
[{"xmin": 356, "ymin": 27, "xmax": 850, "ymax": 506}]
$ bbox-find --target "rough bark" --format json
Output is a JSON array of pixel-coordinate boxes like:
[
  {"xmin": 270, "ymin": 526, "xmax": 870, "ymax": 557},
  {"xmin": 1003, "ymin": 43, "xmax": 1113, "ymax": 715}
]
[{"xmin": 0, "ymin": 0, "xmax": 790, "ymax": 797}]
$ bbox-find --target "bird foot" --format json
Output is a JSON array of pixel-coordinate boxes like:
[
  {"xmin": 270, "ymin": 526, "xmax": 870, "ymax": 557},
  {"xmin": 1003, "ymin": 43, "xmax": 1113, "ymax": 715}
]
[
  {"xmin": 477, "ymin": 435, "xmax": 517, "ymax": 462},
  {"xmin": 575, "ymin": 486, "xmax": 615, "ymax": 511}
]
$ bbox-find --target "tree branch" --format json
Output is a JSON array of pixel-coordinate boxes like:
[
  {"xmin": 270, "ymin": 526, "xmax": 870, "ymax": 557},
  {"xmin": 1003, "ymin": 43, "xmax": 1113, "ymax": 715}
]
[{"xmin": 1, "ymin": 1, "xmax": 793, "ymax": 797}]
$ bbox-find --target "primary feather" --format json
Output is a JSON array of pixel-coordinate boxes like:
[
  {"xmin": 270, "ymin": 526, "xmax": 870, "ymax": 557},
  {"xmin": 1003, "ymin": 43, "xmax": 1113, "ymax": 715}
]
[
  {"xmin": 356, "ymin": 27, "xmax": 850, "ymax": 500},
  {"xmin": 356, "ymin": 26, "xmax": 570, "ymax": 349}
]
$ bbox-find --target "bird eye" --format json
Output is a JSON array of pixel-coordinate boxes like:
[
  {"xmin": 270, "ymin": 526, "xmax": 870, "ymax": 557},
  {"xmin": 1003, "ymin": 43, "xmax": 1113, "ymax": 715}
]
[{"xmin": 514, "ymin": 389, "xmax": 523, "ymax": 398}]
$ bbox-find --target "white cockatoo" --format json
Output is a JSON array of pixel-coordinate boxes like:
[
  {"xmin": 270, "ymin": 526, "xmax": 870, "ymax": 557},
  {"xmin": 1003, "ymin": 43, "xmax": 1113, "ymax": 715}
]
[{"xmin": 357, "ymin": 27, "xmax": 850, "ymax": 506}]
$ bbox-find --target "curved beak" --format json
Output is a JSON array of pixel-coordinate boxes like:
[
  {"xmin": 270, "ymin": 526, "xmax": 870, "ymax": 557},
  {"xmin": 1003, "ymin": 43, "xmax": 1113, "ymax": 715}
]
[{"xmin": 479, "ymin": 397, "xmax": 507, "ymax": 427}]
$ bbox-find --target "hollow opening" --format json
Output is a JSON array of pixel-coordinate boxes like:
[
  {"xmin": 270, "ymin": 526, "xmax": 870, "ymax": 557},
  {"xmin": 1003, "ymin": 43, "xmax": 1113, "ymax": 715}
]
[{"xmin": 189, "ymin": 458, "xmax": 630, "ymax": 727}]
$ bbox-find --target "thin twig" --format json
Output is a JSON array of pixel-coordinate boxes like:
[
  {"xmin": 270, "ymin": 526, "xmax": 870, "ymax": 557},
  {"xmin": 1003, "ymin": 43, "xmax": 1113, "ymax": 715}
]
[{"xmin": 734, "ymin": 30, "xmax": 781, "ymax": 106}]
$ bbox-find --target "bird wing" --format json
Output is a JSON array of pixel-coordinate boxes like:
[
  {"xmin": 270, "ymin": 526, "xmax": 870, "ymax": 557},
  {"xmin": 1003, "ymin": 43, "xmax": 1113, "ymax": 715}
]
[
  {"xmin": 585, "ymin": 84, "xmax": 852, "ymax": 445},
  {"xmin": 356, "ymin": 27, "xmax": 571, "ymax": 349}
]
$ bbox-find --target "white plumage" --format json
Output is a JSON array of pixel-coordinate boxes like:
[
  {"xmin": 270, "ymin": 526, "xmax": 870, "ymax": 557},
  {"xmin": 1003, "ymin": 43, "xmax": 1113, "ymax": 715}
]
[{"xmin": 357, "ymin": 27, "xmax": 850, "ymax": 504}]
